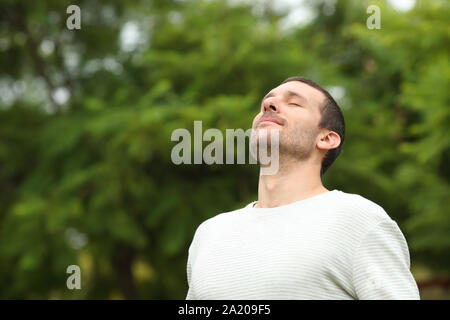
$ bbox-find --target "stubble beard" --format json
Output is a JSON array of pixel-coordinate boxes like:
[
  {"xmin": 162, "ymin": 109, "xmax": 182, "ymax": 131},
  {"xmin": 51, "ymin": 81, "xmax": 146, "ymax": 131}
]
[
  {"xmin": 278, "ymin": 124, "xmax": 319, "ymax": 169},
  {"xmin": 251, "ymin": 124, "xmax": 318, "ymax": 170}
]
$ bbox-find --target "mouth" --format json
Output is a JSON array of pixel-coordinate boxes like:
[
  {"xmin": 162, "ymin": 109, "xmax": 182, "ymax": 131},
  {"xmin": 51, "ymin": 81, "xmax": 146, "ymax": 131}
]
[{"xmin": 258, "ymin": 118, "xmax": 282, "ymax": 126}]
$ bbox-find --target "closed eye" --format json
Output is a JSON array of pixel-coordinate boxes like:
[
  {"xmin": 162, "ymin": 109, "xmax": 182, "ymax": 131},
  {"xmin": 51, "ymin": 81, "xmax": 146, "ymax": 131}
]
[{"xmin": 289, "ymin": 103, "xmax": 302, "ymax": 107}]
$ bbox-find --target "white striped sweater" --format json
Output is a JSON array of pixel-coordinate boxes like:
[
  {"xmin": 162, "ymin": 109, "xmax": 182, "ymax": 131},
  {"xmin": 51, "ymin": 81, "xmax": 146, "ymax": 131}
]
[{"xmin": 186, "ymin": 189, "xmax": 420, "ymax": 300}]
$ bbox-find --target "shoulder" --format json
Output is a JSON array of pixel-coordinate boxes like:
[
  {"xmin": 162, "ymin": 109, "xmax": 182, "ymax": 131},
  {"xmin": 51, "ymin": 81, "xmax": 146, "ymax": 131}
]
[
  {"xmin": 333, "ymin": 190, "xmax": 391, "ymax": 219},
  {"xmin": 187, "ymin": 206, "xmax": 247, "ymax": 258},
  {"xmin": 330, "ymin": 190, "xmax": 395, "ymax": 232},
  {"xmin": 192, "ymin": 206, "xmax": 246, "ymax": 240}
]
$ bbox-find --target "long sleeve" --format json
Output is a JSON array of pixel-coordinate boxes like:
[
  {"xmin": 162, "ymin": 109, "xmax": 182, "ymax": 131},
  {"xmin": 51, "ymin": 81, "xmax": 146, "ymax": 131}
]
[
  {"xmin": 352, "ymin": 219, "xmax": 420, "ymax": 300},
  {"xmin": 186, "ymin": 222, "xmax": 205, "ymax": 300},
  {"xmin": 185, "ymin": 255, "xmax": 195, "ymax": 299}
]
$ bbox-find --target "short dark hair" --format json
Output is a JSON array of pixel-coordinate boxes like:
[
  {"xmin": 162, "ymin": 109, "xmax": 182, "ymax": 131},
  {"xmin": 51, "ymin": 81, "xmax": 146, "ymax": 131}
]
[{"xmin": 280, "ymin": 76, "xmax": 345, "ymax": 177}]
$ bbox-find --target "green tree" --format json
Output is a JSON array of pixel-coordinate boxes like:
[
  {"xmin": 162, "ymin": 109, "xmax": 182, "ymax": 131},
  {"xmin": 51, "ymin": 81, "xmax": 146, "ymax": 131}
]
[{"xmin": 0, "ymin": 0, "xmax": 448, "ymax": 299}]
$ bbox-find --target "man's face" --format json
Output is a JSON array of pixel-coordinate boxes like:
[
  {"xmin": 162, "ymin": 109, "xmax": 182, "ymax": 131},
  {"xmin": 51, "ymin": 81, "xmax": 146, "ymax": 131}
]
[{"xmin": 251, "ymin": 81, "xmax": 326, "ymax": 160}]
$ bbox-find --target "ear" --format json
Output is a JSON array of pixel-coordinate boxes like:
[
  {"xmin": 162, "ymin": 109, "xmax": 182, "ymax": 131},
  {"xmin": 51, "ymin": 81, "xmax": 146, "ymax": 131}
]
[{"xmin": 317, "ymin": 130, "xmax": 341, "ymax": 152}]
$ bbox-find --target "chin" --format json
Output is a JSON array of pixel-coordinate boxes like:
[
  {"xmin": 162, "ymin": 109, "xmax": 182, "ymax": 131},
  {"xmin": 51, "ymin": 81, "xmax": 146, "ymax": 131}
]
[{"xmin": 252, "ymin": 127, "xmax": 281, "ymax": 146}]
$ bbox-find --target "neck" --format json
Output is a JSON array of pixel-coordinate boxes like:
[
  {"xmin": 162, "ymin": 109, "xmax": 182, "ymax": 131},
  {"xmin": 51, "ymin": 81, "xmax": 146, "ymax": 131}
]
[{"xmin": 255, "ymin": 156, "xmax": 328, "ymax": 208}]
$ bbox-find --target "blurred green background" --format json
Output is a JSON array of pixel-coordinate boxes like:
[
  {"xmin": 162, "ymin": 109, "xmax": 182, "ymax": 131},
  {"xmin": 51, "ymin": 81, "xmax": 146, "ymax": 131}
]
[{"xmin": 0, "ymin": 0, "xmax": 449, "ymax": 299}]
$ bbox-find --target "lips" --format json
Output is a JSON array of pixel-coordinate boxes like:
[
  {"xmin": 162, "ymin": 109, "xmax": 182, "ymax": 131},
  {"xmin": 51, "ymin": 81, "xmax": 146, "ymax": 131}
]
[{"xmin": 259, "ymin": 117, "xmax": 282, "ymax": 126}]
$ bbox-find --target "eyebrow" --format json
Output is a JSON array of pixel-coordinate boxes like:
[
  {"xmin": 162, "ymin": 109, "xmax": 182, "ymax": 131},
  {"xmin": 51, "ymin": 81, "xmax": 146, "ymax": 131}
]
[{"xmin": 262, "ymin": 90, "xmax": 309, "ymax": 106}]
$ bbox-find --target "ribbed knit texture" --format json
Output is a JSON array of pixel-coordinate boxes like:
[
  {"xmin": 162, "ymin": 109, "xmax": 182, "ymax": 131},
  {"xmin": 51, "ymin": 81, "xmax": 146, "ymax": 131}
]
[{"xmin": 186, "ymin": 190, "xmax": 420, "ymax": 300}]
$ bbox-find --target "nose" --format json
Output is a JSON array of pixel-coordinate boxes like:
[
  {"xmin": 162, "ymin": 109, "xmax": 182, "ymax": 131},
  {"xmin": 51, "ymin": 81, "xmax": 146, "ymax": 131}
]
[{"xmin": 262, "ymin": 97, "xmax": 279, "ymax": 113}]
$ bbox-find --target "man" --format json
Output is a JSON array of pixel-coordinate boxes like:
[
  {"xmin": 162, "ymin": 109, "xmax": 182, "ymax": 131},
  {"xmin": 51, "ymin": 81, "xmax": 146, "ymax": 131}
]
[{"xmin": 185, "ymin": 76, "xmax": 420, "ymax": 300}]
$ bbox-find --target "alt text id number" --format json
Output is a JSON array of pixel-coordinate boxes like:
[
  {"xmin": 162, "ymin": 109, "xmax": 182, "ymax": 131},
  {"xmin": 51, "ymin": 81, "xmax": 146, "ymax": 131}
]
[{"xmin": 222, "ymin": 304, "xmax": 270, "ymax": 315}]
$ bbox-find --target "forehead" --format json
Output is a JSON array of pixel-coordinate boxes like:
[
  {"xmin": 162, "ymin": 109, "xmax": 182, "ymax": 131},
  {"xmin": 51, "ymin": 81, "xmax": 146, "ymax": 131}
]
[{"xmin": 267, "ymin": 81, "xmax": 326, "ymax": 110}]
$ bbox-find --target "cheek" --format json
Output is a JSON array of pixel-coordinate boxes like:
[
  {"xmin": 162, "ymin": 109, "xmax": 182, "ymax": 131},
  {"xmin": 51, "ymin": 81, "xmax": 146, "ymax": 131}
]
[
  {"xmin": 296, "ymin": 111, "xmax": 316, "ymax": 127},
  {"xmin": 284, "ymin": 113, "xmax": 316, "ymax": 135}
]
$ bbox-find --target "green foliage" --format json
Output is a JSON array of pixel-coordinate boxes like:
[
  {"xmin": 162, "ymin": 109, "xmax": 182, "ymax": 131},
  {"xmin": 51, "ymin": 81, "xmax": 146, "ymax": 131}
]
[{"xmin": 0, "ymin": 0, "xmax": 448, "ymax": 299}]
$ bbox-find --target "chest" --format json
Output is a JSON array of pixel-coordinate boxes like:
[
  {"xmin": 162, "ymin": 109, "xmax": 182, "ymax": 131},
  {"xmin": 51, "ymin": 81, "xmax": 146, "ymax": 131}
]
[{"xmin": 191, "ymin": 216, "xmax": 353, "ymax": 299}]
